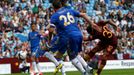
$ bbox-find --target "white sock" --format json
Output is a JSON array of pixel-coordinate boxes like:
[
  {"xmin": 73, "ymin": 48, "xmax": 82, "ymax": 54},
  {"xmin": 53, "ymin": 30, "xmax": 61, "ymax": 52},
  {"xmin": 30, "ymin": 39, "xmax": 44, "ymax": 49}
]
[
  {"xmin": 44, "ymin": 52, "xmax": 59, "ymax": 66},
  {"xmin": 36, "ymin": 63, "xmax": 41, "ymax": 73},
  {"xmin": 71, "ymin": 57, "xmax": 86, "ymax": 74},
  {"xmin": 32, "ymin": 62, "xmax": 37, "ymax": 72},
  {"xmin": 59, "ymin": 60, "xmax": 66, "ymax": 75},
  {"xmin": 77, "ymin": 55, "xmax": 92, "ymax": 72}
]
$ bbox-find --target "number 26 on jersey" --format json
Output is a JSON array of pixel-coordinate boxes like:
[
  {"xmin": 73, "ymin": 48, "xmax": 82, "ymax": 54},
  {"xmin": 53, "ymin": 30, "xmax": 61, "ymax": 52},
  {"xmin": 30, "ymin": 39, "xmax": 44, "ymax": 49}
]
[{"xmin": 59, "ymin": 12, "xmax": 75, "ymax": 26}]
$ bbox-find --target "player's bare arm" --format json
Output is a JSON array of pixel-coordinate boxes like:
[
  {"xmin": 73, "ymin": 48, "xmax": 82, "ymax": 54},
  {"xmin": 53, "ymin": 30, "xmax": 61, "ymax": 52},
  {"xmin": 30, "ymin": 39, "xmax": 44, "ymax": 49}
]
[{"xmin": 79, "ymin": 13, "xmax": 101, "ymax": 33}]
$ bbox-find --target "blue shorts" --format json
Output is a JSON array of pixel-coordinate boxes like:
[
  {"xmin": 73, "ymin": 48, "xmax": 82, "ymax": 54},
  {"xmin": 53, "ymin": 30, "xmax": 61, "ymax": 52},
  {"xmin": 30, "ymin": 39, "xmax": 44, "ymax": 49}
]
[
  {"xmin": 31, "ymin": 46, "xmax": 46, "ymax": 58},
  {"xmin": 68, "ymin": 31, "xmax": 83, "ymax": 59},
  {"xmin": 50, "ymin": 35, "xmax": 68, "ymax": 54},
  {"xmin": 69, "ymin": 35, "xmax": 82, "ymax": 52}
]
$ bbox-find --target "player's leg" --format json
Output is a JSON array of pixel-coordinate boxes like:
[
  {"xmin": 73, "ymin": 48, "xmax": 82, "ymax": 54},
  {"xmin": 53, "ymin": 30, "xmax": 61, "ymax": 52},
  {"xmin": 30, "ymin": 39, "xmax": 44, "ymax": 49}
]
[
  {"xmin": 84, "ymin": 42, "xmax": 105, "ymax": 62},
  {"xmin": 77, "ymin": 54, "xmax": 92, "ymax": 73},
  {"xmin": 95, "ymin": 55, "xmax": 106, "ymax": 75},
  {"xmin": 43, "ymin": 35, "xmax": 63, "ymax": 68},
  {"xmin": 36, "ymin": 45, "xmax": 60, "ymax": 75},
  {"xmin": 68, "ymin": 36, "xmax": 88, "ymax": 75},
  {"xmin": 44, "ymin": 37, "xmax": 62, "ymax": 68},
  {"xmin": 44, "ymin": 51, "xmax": 60, "ymax": 67},
  {"xmin": 88, "ymin": 55, "xmax": 99, "ymax": 69},
  {"xmin": 87, "ymin": 55, "xmax": 99, "ymax": 75},
  {"xmin": 37, "ymin": 46, "xmax": 63, "ymax": 75},
  {"xmin": 68, "ymin": 50, "xmax": 88, "ymax": 75},
  {"xmin": 34, "ymin": 47, "xmax": 44, "ymax": 75},
  {"xmin": 43, "ymin": 51, "xmax": 63, "ymax": 75},
  {"xmin": 54, "ymin": 51, "xmax": 66, "ymax": 75},
  {"xmin": 52, "ymin": 37, "xmax": 68, "ymax": 75},
  {"xmin": 95, "ymin": 37, "xmax": 118, "ymax": 75},
  {"xmin": 34, "ymin": 57, "xmax": 42, "ymax": 75},
  {"xmin": 30, "ymin": 48, "xmax": 39, "ymax": 75},
  {"xmin": 49, "ymin": 36, "xmax": 68, "ymax": 74},
  {"xmin": 76, "ymin": 36, "xmax": 92, "ymax": 73},
  {"xmin": 30, "ymin": 57, "xmax": 38, "ymax": 75},
  {"xmin": 95, "ymin": 45, "xmax": 115, "ymax": 75},
  {"xmin": 59, "ymin": 60, "xmax": 66, "ymax": 75},
  {"xmin": 83, "ymin": 42, "xmax": 106, "ymax": 75},
  {"xmin": 30, "ymin": 47, "xmax": 44, "ymax": 75}
]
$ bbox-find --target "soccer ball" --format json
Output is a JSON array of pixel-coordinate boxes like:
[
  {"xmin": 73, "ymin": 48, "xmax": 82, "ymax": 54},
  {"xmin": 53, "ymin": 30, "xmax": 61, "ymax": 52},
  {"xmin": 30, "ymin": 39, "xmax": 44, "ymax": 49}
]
[{"xmin": 18, "ymin": 51, "xmax": 27, "ymax": 60}]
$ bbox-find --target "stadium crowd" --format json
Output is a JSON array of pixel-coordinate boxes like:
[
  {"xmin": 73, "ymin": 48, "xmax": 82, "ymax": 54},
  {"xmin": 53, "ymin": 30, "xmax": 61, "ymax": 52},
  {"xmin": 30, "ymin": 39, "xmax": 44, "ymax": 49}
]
[{"xmin": 0, "ymin": 0, "xmax": 133, "ymax": 60}]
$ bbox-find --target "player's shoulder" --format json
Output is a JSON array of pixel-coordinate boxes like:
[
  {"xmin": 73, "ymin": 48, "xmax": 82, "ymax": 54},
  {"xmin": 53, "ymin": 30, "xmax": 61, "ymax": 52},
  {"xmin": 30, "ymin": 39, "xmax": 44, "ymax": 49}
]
[
  {"xmin": 58, "ymin": 7, "xmax": 73, "ymax": 13},
  {"xmin": 51, "ymin": 12, "xmax": 59, "ymax": 19},
  {"xmin": 64, "ymin": 7, "xmax": 74, "ymax": 12},
  {"xmin": 28, "ymin": 32, "xmax": 32, "ymax": 35},
  {"xmin": 96, "ymin": 20, "xmax": 106, "ymax": 26},
  {"xmin": 50, "ymin": 13, "xmax": 59, "ymax": 24}
]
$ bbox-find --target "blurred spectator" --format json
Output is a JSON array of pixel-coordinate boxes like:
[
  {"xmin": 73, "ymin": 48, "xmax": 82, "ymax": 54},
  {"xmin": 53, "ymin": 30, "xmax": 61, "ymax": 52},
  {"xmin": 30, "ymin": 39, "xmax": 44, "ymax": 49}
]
[
  {"xmin": 0, "ymin": 52, "xmax": 3, "ymax": 58},
  {"xmin": 116, "ymin": 50, "xmax": 123, "ymax": 60},
  {"xmin": 117, "ymin": 10, "xmax": 123, "ymax": 22},
  {"xmin": 113, "ymin": 0, "xmax": 120, "ymax": 6},
  {"xmin": 0, "ymin": 0, "xmax": 133, "ymax": 60},
  {"xmin": 85, "ymin": 0, "xmax": 89, "ymax": 4},
  {"xmin": 3, "ymin": 48, "xmax": 11, "ymax": 58}
]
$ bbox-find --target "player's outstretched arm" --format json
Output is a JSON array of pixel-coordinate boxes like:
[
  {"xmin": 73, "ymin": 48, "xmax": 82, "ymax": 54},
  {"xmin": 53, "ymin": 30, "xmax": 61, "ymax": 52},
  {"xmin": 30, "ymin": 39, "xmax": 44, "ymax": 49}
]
[
  {"xmin": 79, "ymin": 13, "xmax": 94, "ymax": 26},
  {"xmin": 79, "ymin": 13, "xmax": 101, "ymax": 32}
]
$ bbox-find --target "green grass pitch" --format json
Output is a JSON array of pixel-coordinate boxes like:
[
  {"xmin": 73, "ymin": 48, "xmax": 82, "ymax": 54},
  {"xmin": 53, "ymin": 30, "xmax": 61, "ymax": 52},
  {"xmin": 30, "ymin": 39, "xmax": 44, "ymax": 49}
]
[{"xmin": 2, "ymin": 69, "xmax": 134, "ymax": 75}]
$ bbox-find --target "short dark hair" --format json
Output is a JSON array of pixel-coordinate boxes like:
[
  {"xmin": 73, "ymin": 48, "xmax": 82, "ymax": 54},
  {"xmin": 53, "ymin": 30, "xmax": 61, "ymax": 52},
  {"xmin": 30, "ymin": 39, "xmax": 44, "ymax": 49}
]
[
  {"xmin": 52, "ymin": 0, "xmax": 62, "ymax": 9},
  {"xmin": 31, "ymin": 22, "xmax": 36, "ymax": 27},
  {"xmin": 60, "ymin": 0, "xmax": 68, "ymax": 3},
  {"xmin": 60, "ymin": 0, "xmax": 68, "ymax": 6}
]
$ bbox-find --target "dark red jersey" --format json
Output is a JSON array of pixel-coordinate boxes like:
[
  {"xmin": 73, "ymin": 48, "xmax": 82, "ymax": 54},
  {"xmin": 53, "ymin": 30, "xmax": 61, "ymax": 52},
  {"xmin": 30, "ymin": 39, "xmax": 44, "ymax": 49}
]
[{"xmin": 87, "ymin": 21, "xmax": 117, "ymax": 47}]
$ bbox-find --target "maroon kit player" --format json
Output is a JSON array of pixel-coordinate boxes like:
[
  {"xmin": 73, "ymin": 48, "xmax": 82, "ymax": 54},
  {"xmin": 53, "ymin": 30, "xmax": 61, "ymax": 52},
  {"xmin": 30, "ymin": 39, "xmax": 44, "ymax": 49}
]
[{"xmin": 83, "ymin": 19, "xmax": 120, "ymax": 75}]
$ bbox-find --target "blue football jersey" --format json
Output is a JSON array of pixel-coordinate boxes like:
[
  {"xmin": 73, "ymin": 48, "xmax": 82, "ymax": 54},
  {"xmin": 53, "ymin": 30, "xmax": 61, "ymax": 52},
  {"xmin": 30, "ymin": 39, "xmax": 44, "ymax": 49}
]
[
  {"xmin": 28, "ymin": 31, "xmax": 41, "ymax": 48},
  {"xmin": 50, "ymin": 7, "xmax": 81, "ymax": 37}
]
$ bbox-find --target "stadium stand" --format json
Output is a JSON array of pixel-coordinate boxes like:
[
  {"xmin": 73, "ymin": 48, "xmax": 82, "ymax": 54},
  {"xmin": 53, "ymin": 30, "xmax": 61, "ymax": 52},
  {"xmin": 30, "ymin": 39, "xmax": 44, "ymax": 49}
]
[{"xmin": 0, "ymin": 0, "xmax": 133, "ymax": 60}]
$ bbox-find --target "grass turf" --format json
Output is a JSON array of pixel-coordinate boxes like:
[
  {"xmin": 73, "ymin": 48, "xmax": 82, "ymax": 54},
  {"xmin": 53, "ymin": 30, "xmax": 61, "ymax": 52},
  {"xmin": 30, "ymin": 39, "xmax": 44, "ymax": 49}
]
[{"xmin": 2, "ymin": 69, "xmax": 134, "ymax": 75}]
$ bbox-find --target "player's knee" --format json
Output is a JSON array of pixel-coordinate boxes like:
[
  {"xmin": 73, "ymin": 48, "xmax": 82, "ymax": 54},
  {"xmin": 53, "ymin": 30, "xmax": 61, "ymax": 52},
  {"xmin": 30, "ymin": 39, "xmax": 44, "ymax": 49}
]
[
  {"xmin": 69, "ymin": 55, "xmax": 77, "ymax": 60},
  {"xmin": 68, "ymin": 52, "xmax": 78, "ymax": 60}
]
